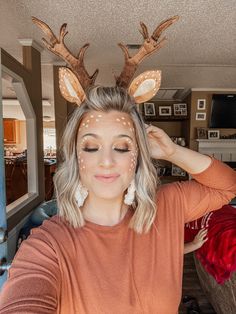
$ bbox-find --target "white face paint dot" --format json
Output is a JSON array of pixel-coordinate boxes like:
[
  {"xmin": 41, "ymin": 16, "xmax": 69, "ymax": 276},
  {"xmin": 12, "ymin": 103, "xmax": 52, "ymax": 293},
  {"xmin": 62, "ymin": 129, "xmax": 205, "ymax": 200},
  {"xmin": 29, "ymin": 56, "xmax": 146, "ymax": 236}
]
[
  {"xmin": 90, "ymin": 115, "xmax": 94, "ymax": 118},
  {"xmin": 96, "ymin": 119, "xmax": 99, "ymax": 122},
  {"xmin": 116, "ymin": 118, "xmax": 121, "ymax": 122},
  {"xmin": 98, "ymin": 114, "xmax": 102, "ymax": 118},
  {"xmin": 121, "ymin": 117, "xmax": 125, "ymax": 120}
]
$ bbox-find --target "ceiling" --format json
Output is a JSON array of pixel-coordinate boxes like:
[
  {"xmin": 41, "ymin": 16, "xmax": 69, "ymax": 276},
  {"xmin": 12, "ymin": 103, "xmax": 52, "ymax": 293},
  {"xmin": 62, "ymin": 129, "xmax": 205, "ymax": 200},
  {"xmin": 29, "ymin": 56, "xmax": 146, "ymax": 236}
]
[{"xmin": 1, "ymin": 0, "xmax": 236, "ymax": 119}]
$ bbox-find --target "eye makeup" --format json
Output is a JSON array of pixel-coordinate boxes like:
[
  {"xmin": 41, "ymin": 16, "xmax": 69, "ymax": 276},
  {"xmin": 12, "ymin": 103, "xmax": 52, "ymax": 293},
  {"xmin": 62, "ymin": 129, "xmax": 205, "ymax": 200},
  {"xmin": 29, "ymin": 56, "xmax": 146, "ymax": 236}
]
[{"xmin": 81, "ymin": 140, "xmax": 132, "ymax": 153}]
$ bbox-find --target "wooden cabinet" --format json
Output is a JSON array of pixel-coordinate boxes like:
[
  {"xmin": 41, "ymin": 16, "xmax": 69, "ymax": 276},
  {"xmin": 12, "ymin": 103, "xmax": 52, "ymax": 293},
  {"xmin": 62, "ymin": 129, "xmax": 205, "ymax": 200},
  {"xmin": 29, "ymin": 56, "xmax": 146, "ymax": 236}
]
[
  {"xmin": 3, "ymin": 119, "xmax": 16, "ymax": 144},
  {"xmin": 5, "ymin": 159, "xmax": 57, "ymax": 205}
]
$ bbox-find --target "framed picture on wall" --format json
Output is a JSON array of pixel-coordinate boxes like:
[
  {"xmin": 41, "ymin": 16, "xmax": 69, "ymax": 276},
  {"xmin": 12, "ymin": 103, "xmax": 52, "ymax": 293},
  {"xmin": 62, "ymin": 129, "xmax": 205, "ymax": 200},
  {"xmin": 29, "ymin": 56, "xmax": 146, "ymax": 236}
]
[
  {"xmin": 208, "ymin": 130, "xmax": 220, "ymax": 139},
  {"xmin": 196, "ymin": 112, "xmax": 206, "ymax": 120},
  {"xmin": 144, "ymin": 102, "xmax": 156, "ymax": 116},
  {"xmin": 197, "ymin": 127, "xmax": 208, "ymax": 139},
  {"xmin": 173, "ymin": 103, "xmax": 187, "ymax": 116},
  {"xmin": 159, "ymin": 106, "xmax": 172, "ymax": 116},
  {"xmin": 197, "ymin": 99, "xmax": 206, "ymax": 110}
]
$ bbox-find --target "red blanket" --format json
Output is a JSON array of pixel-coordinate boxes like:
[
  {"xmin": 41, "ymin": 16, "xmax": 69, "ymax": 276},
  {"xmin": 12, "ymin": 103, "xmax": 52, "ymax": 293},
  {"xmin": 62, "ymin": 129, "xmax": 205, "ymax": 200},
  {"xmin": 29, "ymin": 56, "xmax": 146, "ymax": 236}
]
[{"xmin": 184, "ymin": 205, "xmax": 236, "ymax": 284}]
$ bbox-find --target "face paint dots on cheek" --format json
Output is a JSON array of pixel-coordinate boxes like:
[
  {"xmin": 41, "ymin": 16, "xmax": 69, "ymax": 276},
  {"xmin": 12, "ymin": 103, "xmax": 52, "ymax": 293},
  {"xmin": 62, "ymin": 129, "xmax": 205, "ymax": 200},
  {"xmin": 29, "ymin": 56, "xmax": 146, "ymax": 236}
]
[
  {"xmin": 129, "ymin": 149, "xmax": 138, "ymax": 172},
  {"xmin": 78, "ymin": 151, "xmax": 85, "ymax": 170}
]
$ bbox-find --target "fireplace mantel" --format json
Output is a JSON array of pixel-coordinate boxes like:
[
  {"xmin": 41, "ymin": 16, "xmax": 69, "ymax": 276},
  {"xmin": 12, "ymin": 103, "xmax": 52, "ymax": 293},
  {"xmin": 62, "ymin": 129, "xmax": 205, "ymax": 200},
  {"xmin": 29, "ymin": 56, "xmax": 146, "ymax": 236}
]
[{"xmin": 196, "ymin": 139, "xmax": 236, "ymax": 161}]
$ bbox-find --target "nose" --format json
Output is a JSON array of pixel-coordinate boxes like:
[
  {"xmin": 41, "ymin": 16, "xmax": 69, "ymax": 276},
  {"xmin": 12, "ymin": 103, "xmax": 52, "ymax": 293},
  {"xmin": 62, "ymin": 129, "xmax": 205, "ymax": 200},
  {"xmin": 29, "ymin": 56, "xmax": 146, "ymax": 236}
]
[{"xmin": 99, "ymin": 147, "xmax": 115, "ymax": 168}]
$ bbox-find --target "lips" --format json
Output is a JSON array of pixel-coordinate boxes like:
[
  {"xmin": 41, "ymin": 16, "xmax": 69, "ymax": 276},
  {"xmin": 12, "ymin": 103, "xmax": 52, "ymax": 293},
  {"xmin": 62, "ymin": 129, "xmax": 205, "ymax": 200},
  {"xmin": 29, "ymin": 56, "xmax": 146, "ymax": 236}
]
[{"xmin": 95, "ymin": 174, "xmax": 120, "ymax": 183}]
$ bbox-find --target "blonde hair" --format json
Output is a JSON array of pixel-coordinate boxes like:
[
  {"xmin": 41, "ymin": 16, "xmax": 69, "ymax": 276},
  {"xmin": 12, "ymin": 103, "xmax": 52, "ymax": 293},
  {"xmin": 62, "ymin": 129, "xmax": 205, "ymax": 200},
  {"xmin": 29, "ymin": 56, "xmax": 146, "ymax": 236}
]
[{"xmin": 54, "ymin": 86, "xmax": 160, "ymax": 233}]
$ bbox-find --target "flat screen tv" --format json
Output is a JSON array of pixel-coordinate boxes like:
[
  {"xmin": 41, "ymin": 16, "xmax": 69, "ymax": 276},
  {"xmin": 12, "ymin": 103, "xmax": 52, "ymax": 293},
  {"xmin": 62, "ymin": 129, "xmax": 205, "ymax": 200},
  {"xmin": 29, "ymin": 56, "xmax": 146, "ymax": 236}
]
[{"xmin": 210, "ymin": 94, "xmax": 236, "ymax": 128}]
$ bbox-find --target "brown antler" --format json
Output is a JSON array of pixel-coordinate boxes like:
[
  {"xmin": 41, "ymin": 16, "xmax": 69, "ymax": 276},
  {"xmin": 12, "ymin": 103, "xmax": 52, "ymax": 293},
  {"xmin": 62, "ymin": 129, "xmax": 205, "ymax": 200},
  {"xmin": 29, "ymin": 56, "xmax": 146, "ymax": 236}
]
[
  {"xmin": 32, "ymin": 17, "xmax": 98, "ymax": 90},
  {"xmin": 116, "ymin": 15, "xmax": 179, "ymax": 88}
]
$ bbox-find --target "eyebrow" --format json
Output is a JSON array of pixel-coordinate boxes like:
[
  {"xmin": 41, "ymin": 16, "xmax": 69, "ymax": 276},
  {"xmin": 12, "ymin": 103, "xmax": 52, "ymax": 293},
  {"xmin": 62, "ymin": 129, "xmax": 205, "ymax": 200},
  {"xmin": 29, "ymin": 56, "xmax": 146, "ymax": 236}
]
[{"xmin": 81, "ymin": 133, "xmax": 133, "ymax": 141}]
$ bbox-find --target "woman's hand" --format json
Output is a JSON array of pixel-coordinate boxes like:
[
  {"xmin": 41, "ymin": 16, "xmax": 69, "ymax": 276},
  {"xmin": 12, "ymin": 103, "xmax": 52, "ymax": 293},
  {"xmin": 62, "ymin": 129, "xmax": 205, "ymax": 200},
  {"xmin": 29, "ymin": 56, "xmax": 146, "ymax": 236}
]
[
  {"xmin": 145, "ymin": 124, "xmax": 177, "ymax": 160},
  {"xmin": 184, "ymin": 228, "xmax": 208, "ymax": 254},
  {"xmin": 192, "ymin": 228, "xmax": 208, "ymax": 250},
  {"xmin": 145, "ymin": 123, "xmax": 212, "ymax": 173}
]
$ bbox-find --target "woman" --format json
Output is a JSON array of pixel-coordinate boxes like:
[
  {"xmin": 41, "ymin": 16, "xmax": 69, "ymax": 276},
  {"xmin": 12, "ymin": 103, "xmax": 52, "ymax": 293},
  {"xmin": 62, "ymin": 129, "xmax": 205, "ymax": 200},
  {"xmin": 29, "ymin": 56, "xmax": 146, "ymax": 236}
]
[{"xmin": 1, "ymin": 85, "xmax": 236, "ymax": 314}]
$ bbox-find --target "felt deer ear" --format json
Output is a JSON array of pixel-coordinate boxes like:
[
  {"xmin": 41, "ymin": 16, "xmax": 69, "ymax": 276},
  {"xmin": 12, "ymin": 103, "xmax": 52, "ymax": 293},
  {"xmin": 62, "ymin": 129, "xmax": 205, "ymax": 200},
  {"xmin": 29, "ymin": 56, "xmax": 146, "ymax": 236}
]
[
  {"xmin": 59, "ymin": 67, "xmax": 87, "ymax": 106},
  {"xmin": 128, "ymin": 70, "xmax": 161, "ymax": 104}
]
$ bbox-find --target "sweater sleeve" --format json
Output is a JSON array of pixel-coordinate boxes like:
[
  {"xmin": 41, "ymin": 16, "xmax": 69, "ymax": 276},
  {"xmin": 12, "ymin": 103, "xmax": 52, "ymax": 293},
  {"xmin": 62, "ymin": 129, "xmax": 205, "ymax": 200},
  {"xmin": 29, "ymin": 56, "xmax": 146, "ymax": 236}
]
[
  {"xmin": 167, "ymin": 158, "xmax": 236, "ymax": 223},
  {"xmin": 0, "ymin": 227, "xmax": 60, "ymax": 313}
]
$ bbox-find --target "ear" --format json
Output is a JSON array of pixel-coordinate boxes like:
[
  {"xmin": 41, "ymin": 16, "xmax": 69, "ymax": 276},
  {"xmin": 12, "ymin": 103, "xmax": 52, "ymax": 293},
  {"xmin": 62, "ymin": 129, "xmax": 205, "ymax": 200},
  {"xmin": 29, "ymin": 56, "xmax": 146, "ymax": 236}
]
[
  {"xmin": 59, "ymin": 67, "xmax": 87, "ymax": 106},
  {"xmin": 128, "ymin": 70, "xmax": 161, "ymax": 104}
]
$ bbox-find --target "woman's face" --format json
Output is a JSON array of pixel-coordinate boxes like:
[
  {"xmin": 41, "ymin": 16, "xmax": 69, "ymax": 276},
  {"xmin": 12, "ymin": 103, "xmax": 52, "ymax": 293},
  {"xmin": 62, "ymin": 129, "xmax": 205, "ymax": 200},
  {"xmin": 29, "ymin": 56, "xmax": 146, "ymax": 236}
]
[{"xmin": 77, "ymin": 110, "xmax": 138, "ymax": 200}]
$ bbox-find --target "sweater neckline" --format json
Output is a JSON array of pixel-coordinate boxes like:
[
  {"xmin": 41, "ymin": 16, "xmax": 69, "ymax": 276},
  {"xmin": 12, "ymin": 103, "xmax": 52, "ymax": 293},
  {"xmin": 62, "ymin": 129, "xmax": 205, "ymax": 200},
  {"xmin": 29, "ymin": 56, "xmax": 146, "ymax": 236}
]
[{"xmin": 84, "ymin": 207, "xmax": 134, "ymax": 232}]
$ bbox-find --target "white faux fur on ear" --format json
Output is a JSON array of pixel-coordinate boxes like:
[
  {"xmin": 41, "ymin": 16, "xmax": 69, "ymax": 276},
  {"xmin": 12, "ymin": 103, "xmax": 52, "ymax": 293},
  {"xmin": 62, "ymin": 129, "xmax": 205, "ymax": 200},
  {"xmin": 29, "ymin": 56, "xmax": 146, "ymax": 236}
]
[
  {"xmin": 59, "ymin": 67, "xmax": 86, "ymax": 106},
  {"xmin": 133, "ymin": 79, "xmax": 156, "ymax": 97},
  {"xmin": 128, "ymin": 70, "xmax": 161, "ymax": 104}
]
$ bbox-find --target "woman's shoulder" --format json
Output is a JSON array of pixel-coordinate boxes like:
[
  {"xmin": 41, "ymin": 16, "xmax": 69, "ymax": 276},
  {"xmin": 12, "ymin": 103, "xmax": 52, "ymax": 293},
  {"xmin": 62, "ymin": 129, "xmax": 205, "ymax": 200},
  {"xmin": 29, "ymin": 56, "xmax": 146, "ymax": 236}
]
[
  {"xmin": 30, "ymin": 215, "xmax": 75, "ymax": 244},
  {"xmin": 157, "ymin": 181, "xmax": 182, "ymax": 198}
]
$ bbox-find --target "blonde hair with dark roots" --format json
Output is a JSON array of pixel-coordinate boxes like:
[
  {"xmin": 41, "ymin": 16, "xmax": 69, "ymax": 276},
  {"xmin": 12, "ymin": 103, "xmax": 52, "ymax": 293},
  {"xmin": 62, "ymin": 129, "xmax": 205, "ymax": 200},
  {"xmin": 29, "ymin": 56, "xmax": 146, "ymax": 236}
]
[{"xmin": 53, "ymin": 86, "xmax": 160, "ymax": 233}]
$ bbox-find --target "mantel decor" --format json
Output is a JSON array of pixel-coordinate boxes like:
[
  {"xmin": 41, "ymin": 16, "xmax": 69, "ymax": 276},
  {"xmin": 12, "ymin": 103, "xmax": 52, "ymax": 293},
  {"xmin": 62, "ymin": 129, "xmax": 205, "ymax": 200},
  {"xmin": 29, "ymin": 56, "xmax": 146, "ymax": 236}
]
[
  {"xmin": 208, "ymin": 130, "xmax": 220, "ymax": 140},
  {"xmin": 197, "ymin": 127, "xmax": 208, "ymax": 139}
]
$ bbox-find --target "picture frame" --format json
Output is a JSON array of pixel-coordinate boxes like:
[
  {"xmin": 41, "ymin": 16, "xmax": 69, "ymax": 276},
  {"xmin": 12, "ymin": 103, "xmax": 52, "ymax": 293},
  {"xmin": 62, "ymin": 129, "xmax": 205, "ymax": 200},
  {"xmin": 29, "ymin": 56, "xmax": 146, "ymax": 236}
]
[
  {"xmin": 197, "ymin": 99, "xmax": 206, "ymax": 110},
  {"xmin": 144, "ymin": 102, "xmax": 156, "ymax": 116},
  {"xmin": 208, "ymin": 130, "xmax": 220, "ymax": 140},
  {"xmin": 171, "ymin": 164, "xmax": 186, "ymax": 177},
  {"xmin": 197, "ymin": 127, "xmax": 208, "ymax": 139},
  {"xmin": 196, "ymin": 112, "xmax": 206, "ymax": 121},
  {"xmin": 173, "ymin": 103, "xmax": 187, "ymax": 116},
  {"xmin": 159, "ymin": 106, "xmax": 172, "ymax": 116}
]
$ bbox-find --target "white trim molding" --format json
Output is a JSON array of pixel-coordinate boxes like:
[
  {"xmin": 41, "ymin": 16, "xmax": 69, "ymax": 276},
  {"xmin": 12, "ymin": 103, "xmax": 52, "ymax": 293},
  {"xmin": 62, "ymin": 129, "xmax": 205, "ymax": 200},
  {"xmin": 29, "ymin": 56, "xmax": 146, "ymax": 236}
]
[
  {"xmin": 2, "ymin": 65, "xmax": 39, "ymax": 217},
  {"xmin": 196, "ymin": 139, "xmax": 236, "ymax": 161},
  {"xmin": 18, "ymin": 39, "xmax": 44, "ymax": 53}
]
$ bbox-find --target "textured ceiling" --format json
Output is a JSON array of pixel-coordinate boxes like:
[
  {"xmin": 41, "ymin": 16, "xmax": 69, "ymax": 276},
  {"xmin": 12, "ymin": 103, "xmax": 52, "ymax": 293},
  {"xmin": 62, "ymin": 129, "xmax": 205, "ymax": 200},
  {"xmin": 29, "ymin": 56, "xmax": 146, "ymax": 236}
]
[{"xmin": 1, "ymin": 0, "xmax": 236, "ymax": 101}]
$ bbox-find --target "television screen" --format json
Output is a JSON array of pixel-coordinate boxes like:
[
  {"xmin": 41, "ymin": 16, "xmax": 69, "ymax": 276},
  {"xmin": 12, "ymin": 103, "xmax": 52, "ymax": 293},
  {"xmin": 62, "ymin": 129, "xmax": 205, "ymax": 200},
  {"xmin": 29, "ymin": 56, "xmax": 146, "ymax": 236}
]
[{"xmin": 210, "ymin": 94, "xmax": 236, "ymax": 128}]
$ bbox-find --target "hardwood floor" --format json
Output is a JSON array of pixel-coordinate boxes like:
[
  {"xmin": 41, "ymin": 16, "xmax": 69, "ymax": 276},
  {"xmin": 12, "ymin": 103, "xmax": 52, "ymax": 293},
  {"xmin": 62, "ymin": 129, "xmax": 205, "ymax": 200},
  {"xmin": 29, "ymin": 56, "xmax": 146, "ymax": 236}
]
[{"xmin": 179, "ymin": 252, "xmax": 217, "ymax": 314}]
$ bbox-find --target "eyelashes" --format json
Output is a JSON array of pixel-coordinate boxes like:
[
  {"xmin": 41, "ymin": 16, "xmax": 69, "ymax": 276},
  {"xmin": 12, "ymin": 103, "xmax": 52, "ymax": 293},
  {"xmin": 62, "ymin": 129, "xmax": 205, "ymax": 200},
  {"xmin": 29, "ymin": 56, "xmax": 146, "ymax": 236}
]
[
  {"xmin": 82, "ymin": 147, "xmax": 131, "ymax": 153},
  {"xmin": 82, "ymin": 148, "xmax": 98, "ymax": 152}
]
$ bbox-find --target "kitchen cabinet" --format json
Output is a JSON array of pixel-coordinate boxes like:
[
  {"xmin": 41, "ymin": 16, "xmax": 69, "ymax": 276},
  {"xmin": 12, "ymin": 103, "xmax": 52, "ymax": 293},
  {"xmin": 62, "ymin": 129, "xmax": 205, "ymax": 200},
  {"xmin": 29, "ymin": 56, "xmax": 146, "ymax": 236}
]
[{"xmin": 3, "ymin": 119, "xmax": 16, "ymax": 144}]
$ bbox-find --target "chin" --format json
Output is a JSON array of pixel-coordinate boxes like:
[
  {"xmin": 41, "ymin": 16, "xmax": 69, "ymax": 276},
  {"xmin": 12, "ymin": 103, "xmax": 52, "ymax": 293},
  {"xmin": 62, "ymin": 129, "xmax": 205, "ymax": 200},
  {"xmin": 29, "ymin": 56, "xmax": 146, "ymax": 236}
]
[{"xmin": 91, "ymin": 187, "xmax": 124, "ymax": 201}]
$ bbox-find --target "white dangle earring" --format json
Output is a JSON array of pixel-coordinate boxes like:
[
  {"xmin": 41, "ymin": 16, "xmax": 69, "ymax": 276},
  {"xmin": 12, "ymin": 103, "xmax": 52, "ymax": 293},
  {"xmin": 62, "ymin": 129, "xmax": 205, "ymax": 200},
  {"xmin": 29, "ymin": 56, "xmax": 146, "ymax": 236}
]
[
  {"xmin": 75, "ymin": 181, "xmax": 88, "ymax": 207},
  {"xmin": 124, "ymin": 179, "xmax": 136, "ymax": 205}
]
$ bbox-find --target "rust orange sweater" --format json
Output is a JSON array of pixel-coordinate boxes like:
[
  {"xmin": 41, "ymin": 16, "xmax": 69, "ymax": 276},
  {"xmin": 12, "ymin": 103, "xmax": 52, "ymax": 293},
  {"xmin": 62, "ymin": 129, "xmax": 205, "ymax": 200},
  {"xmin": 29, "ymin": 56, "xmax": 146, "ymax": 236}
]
[{"xmin": 1, "ymin": 159, "xmax": 236, "ymax": 314}]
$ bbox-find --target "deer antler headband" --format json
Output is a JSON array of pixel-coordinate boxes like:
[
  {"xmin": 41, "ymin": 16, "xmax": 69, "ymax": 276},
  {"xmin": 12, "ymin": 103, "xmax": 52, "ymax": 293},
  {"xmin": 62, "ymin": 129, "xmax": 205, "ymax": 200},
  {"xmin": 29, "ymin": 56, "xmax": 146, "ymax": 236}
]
[{"xmin": 32, "ymin": 15, "xmax": 179, "ymax": 106}]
